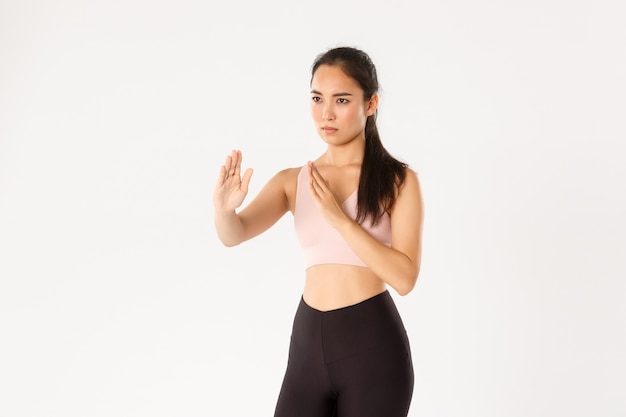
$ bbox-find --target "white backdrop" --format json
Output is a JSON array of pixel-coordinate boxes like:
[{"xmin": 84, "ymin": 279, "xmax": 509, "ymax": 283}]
[{"xmin": 1, "ymin": 1, "xmax": 624, "ymax": 416}]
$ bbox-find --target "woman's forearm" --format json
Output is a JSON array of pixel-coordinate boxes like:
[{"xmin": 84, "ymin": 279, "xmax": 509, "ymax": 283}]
[{"xmin": 337, "ymin": 220, "xmax": 420, "ymax": 296}]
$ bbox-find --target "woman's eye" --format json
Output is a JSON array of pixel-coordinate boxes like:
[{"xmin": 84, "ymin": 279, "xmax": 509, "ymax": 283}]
[
  {"xmin": 337, "ymin": 98, "xmax": 349, "ymax": 104},
  {"xmin": 312, "ymin": 96, "xmax": 322, "ymax": 103}
]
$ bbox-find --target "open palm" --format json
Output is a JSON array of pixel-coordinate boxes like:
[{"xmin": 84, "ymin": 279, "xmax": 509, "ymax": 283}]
[{"xmin": 213, "ymin": 149, "xmax": 253, "ymax": 212}]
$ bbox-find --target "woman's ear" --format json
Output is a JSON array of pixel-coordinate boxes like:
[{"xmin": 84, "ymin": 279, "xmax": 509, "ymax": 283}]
[{"xmin": 366, "ymin": 94, "xmax": 379, "ymax": 116}]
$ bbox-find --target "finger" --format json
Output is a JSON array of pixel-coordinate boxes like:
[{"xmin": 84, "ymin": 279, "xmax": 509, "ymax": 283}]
[
  {"xmin": 234, "ymin": 150, "xmax": 242, "ymax": 178},
  {"xmin": 216, "ymin": 164, "xmax": 227, "ymax": 186},
  {"xmin": 229, "ymin": 150, "xmax": 238, "ymax": 176},
  {"xmin": 240, "ymin": 168, "xmax": 253, "ymax": 193},
  {"xmin": 224, "ymin": 154, "xmax": 233, "ymax": 176},
  {"xmin": 308, "ymin": 161, "xmax": 323, "ymax": 184},
  {"xmin": 309, "ymin": 162, "xmax": 329, "ymax": 193},
  {"xmin": 308, "ymin": 172, "xmax": 326, "ymax": 202},
  {"xmin": 307, "ymin": 162, "xmax": 320, "ymax": 198},
  {"xmin": 310, "ymin": 177, "xmax": 324, "ymax": 201}
]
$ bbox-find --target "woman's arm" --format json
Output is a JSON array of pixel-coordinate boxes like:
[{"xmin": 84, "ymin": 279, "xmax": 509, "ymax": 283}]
[
  {"xmin": 308, "ymin": 163, "xmax": 424, "ymax": 295},
  {"xmin": 213, "ymin": 150, "xmax": 292, "ymax": 246}
]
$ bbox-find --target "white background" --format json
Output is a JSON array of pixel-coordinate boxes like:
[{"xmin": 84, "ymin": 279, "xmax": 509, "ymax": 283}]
[{"xmin": 1, "ymin": 0, "xmax": 625, "ymax": 416}]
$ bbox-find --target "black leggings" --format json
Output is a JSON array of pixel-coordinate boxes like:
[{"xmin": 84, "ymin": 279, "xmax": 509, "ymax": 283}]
[{"xmin": 274, "ymin": 290, "xmax": 414, "ymax": 417}]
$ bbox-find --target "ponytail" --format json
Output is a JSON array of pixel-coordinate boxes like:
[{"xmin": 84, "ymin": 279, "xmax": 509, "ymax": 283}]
[{"xmin": 356, "ymin": 114, "xmax": 407, "ymax": 225}]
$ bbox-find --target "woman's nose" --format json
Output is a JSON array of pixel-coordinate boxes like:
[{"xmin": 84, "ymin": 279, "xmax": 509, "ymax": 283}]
[{"xmin": 322, "ymin": 105, "xmax": 335, "ymax": 121}]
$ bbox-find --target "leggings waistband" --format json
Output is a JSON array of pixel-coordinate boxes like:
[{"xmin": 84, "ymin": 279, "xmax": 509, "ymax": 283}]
[{"xmin": 292, "ymin": 290, "xmax": 409, "ymax": 364}]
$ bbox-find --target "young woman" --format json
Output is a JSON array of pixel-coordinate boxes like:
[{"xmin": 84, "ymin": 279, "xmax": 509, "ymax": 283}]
[{"xmin": 213, "ymin": 47, "xmax": 424, "ymax": 417}]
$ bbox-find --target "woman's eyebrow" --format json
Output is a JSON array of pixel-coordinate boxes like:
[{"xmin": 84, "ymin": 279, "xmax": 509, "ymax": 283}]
[{"xmin": 310, "ymin": 89, "xmax": 354, "ymax": 97}]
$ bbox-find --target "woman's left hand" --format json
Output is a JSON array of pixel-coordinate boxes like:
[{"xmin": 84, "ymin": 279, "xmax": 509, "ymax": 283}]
[{"xmin": 307, "ymin": 161, "xmax": 351, "ymax": 229}]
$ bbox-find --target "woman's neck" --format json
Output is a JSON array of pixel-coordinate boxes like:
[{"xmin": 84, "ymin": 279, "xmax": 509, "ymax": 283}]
[{"xmin": 321, "ymin": 138, "xmax": 365, "ymax": 167}]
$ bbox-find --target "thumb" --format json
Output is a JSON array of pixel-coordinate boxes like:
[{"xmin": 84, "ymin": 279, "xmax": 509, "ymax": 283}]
[{"xmin": 240, "ymin": 168, "xmax": 254, "ymax": 193}]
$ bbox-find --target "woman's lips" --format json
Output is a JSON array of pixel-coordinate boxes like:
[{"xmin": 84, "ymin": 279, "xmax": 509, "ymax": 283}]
[{"xmin": 322, "ymin": 127, "xmax": 338, "ymax": 134}]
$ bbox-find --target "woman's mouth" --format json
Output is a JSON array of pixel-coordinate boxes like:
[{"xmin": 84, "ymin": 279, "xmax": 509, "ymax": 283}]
[{"xmin": 322, "ymin": 127, "xmax": 338, "ymax": 134}]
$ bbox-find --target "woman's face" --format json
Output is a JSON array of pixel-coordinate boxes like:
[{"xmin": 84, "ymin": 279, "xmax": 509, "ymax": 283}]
[{"xmin": 310, "ymin": 64, "xmax": 377, "ymax": 146}]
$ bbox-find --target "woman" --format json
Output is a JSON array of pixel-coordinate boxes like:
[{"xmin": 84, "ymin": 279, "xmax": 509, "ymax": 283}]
[{"xmin": 213, "ymin": 46, "xmax": 424, "ymax": 417}]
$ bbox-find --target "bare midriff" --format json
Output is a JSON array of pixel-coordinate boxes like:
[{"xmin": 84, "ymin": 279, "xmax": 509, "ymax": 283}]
[{"xmin": 302, "ymin": 264, "xmax": 387, "ymax": 312}]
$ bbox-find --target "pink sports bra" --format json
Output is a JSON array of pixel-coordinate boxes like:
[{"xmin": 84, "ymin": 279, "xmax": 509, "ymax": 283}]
[{"xmin": 293, "ymin": 166, "xmax": 392, "ymax": 269}]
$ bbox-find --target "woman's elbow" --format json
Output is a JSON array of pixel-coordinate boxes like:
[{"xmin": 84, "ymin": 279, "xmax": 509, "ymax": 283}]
[
  {"xmin": 396, "ymin": 266, "xmax": 420, "ymax": 296},
  {"xmin": 217, "ymin": 235, "xmax": 243, "ymax": 247},
  {"xmin": 396, "ymin": 279, "xmax": 416, "ymax": 296}
]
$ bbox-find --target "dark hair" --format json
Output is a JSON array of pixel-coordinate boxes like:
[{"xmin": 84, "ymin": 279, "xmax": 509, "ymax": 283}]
[{"xmin": 311, "ymin": 46, "xmax": 408, "ymax": 225}]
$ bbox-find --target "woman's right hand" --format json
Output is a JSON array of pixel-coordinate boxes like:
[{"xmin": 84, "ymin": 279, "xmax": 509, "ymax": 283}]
[{"xmin": 213, "ymin": 149, "xmax": 254, "ymax": 213}]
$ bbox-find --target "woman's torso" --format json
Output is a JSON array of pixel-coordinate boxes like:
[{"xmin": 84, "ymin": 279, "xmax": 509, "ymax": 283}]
[{"xmin": 284, "ymin": 164, "xmax": 387, "ymax": 312}]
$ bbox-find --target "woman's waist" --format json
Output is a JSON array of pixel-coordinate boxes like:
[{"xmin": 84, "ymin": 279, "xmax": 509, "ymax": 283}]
[{"xmin": 303, "ymin": 265, "xmax": 386, "ymax": 311}]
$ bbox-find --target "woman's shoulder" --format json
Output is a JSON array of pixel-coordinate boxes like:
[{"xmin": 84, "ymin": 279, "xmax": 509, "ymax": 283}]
[
  {"xmin": 399, "ymin": 166, "xmax": 420, "ymax": 193},
  {"xmin": 270, "ymin": 166, "xmax": 304, "ymax": 212},
  {"xmin": 269, "ymin": 166, "xmax": 304, "ymax": 194},
  {"xmin": 391, "ymin": 166, "xmax": 422, "ymax": 213},
  {"xmin": 403, "ymin": 166, "xmax": 419, "ymax": 181},
  {"xmin": 273, "ymin": 166, "xmax": 304, "ymax": 183}
]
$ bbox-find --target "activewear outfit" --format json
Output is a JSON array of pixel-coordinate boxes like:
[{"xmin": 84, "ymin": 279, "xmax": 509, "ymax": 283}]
[{"xmin": 273, "ymin": 166, "xmax": 414, "ymax": 417}]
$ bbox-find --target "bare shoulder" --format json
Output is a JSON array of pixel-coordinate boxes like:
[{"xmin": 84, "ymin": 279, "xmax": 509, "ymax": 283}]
[
  {"xmin": 277, "ymin": 166, "xmax": 303, "ymax": 213},
  {"xmin": 401, "ymin": 167, "xmax": 421, "ymax": 192},
  {"xmin": 261, "ymin": 166, "xmax": 300, "ymax": 188},
  {"xmin": 275, "ymin": 166, "xmax": 302, "ymax": 179},
  {"xmin": 391, "ymin": 167, "xmax": 423, "ymax": 214}
]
